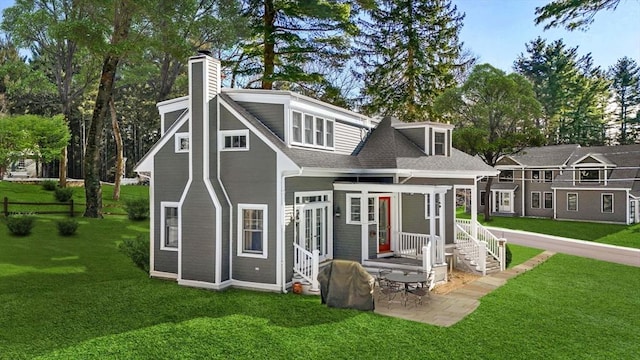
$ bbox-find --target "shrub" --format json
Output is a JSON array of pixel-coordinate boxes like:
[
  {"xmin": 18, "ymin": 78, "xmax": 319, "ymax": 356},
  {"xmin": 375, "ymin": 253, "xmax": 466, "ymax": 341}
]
[
  {"xmin": 505, "ymin": 243, "xmax": 513, "ymax": 268},
  {"xmin": 119, "ymin": 235, "xmax": 149, "ymax": 272},
  {"xmin": 41, "ymin": 180, "xmax": 58, "ymax": 191},
  {"xmin": 125, "ymin": 198, "xmax": 149, "ymax": 221},
  {"xmin": 6, "ymin": 215, "xmax": 35, "ymax": 236},
  {"xmin": 56, "ymin": 218, "xmax": 79, "ymax": 236},
  {"xmin": 54, "ymin": 187, "xmax": 73, "ymax": 202}
]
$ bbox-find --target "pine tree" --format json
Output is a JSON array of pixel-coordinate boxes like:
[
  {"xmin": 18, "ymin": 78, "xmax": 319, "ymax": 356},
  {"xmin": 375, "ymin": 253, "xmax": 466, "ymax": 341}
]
[
  {"xmin": 231, "ymin": 0, "xmax": 358, "ymax": 90},
  {"xmin": 355, "ymin": 0, "xmax": 468, "ymax": 122},
  {"xmin": 609, "ymin": 57, "xmax": 640, "ymax": 144}
]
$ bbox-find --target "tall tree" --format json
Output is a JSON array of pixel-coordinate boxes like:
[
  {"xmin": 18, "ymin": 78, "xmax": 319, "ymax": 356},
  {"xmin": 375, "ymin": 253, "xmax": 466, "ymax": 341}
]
[
  {"xmin": 535, "ymin": 0, "xmax": 621, "ymax": 31},
  {"xmin": 2, "ymin": 0, "xmax": 100, "ymax": 186},
  {"xmin": 608, "ymin": 57, "xmax": 640, "ymax": 144},
  {"xmin": 514, "ymin": 37, "xmax": 609, "ymax": 145},
  {"xmin": 83, "ymin": 0, "xmax": 136, "ymax": 218},
  {"xmin": 355, "ymin": 0, "xmax": 469, "ymax": 121},
  {"xmin": 231, "ymin": 0, "xmax": 357, "ymax": 90},
  {"xmin": 434, "ymin": 64, "xmax": 544, "ymax": 220}
]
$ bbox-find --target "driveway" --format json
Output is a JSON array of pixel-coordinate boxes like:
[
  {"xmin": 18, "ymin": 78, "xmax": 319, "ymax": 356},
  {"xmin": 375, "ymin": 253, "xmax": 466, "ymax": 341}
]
[{"xmin": 486, "ymin": 227, "xmax": 640, "ymax": 268}]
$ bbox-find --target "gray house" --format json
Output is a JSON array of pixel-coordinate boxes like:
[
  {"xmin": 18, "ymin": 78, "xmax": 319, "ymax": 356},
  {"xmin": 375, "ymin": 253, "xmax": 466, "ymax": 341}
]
[
  {"xmin": 480, "ymin": 144, "xmax": 640, "ymax": 224},
  {"xmin": 135, "ymin": 54, "xmax": 501, "ymax": 293}
]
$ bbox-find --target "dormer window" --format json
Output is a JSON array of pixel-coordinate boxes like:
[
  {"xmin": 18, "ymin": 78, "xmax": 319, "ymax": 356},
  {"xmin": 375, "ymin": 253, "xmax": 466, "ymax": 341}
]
[
  {"xmin": 291, "ymin": 110, "xmax": 335, "ymax": 150},
  {"xmin": 499, "ymin": 170, "xmax": 514, "ymax": 182},
  {"xmin": 579, "ymin": 169, "xmax": 600, "ymax": 183},
  {"xmin": 434, "ymin": 132, "xmax": 446, "ymax": 155}
]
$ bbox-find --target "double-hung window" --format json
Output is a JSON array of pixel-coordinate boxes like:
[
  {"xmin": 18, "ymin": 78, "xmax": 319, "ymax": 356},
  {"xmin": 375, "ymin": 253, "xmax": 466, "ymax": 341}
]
[
  {"xmin": 434, "ymin": 131, "xmax": 446, "ymax": 155},
  {"xmin": 161, "ymin": 202, "xmax": 179, "ymax": 250},
  {"xmin": 292, "ymin": 112, "xmax": 302, "ymax": 143},
  {"xmin": 567, "ymin": 193, "xmax": 578, "ymax": 211},
  {"xmin": 238, "ymin": 204, "xmax": 268, "ymax": 258},
  {"xmin": 531, "ymin": 192, "xmax": 540, "ymax": 209},
  {"xmin": 543, "ymin": 192, "xmax": 553, "ymax": 209},
  {"xmin": 601, "ymin": 194, "xmax": 613, "ymax": 213}
]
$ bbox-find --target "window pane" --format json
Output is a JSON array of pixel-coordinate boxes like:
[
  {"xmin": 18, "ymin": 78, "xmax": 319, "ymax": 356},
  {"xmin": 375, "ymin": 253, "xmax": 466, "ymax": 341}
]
[
  {"xmin": 602, "ymin": 195, "xmax": 613, "ymax": 213},
  {"xmin": 326, "ymin": 120, "xmax": 334, "ymax": 147},
  {"xmin": 292, "ymin": 112, "xmax": 302, "ymax": 143},
  {"xmin": 315, "ymin": 117, "xmax": 324, "ymax": 146},
  {"xmin": 225, "ymin": 136, "xmax": 232, "ymax": 148},
  {"xmin": 350, "ymin": 197, "xmax": 360, "ymax": 222},
  {"xmin": 180, "ymin": 137, "xmax": 189, "ymax": 150},
  {"xmin": 242, "ymin": 209, "xmax": 264, "ymax": 253},
  {"xmin": 434, "ymin": 132, "xmax": 445, "ymax": 155},
  {"xmin": 499, "ymin": 170, "xmax": 514, "ymax": 182},
  {"xmin": 567, "ymin": 193, "xmax": 577, "ymax": 211},
  {"xmin": 531, "ymin": 192, "xmax": 540, "ymax": 209},
  {"xmin": 532, "ymin": 171, "xmax": 540, "ymax": 182},
  {"xmin": 544, "ymin": 170, "xmax": 553, "ymax": 182},
  {"xmin": 165, "ymin": 207, "xmax": 178, "ymax": 247},
  {"xmin": 544, "ymin": 193, "xmax": 553, "ymax": 209},
  {"xmin": 580, "ymin": 169, "xmax": 599, "ymax": 182},
  {"xmin": 304, "ymin": 115, "xmax": 313, "ymax": 144},
  {"xmin": 368, "ymin": 197, "xmax": 375, "ymax": 222}
]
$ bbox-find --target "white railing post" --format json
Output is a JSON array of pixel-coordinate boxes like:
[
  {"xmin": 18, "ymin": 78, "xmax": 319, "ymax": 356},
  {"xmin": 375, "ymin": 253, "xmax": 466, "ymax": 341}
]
[
  {"xmin": 478, "ymin": 242, "xmax": 487, "ymax": 275},
  {"xmin": 498, "ymin": 238, "xmax": 507, "ymax": 271},
  {"xmin": 311, "ymin": 249, "xmax": 320, "ymax": 292},
  {"xmin": 422, "ymin": 244, "xmax": 432, "ymax": 274}
]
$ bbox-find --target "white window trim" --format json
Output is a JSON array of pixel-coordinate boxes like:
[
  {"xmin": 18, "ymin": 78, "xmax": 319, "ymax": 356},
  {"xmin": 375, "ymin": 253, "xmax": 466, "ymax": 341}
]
[
  {"xmin": 578, "ymin": 168, "xmax": 602, "ymax": 183},
  {"xmin": 543, "ymin": 191, "xmax": 553, "ymax": 209},
  {"xmin": 346, "ymin": 193, "xmax": 378, "ymax": 225},
  {"xmin": 346, "ymin": 193, "xmax": 362, "ymax": 225},
  {"xmin": 601, "ymin": 193, "xmax": 614, "ymax": 213},
  {"xmin": 290, "ymin": 110, "xmax": 335, "ymax": 150},
  {"xmin": 499, "ymin": 170, "xmax": 514, "ymax": 183},
  {"xmin": 237, "ymin": 204, "xmax": 268, "ymax": 259},
  {"xmin": 567, "ymin": 193, "xmax": 578, "ymax": 212},
  {"xmin": 160, "ymin": 201, "xmax": 180, "ymax": 251},
  {"xmin": 432, "ymin": 130, "xmax": 447, "ymax": 156},
  {"xmin": 531, "ymin": 191, "xmax": 541, "ymax": 209},
  {"xmin": 220, "ymin": 129, "xmax": 250, "ymax": 151},
  {"xmin": 174, "ymin": 133, "xmax": 189, "ymax": 153}
]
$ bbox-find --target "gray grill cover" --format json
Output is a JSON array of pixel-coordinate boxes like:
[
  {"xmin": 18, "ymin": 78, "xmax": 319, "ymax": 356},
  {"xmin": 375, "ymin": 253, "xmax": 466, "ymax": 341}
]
[{"xmin": 317, "ymin": 260, "xmax": 375, "ymax": 311}]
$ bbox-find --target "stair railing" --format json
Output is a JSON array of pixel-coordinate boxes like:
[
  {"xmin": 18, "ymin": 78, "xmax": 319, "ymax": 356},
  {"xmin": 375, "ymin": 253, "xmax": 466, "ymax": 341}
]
[{"xmin": 293, "ymin": 243, "xmax": 319, "ymax": 291}]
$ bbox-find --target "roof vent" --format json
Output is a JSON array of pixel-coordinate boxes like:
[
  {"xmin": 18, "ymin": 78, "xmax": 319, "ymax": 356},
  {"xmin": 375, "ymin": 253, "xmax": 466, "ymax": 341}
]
[{"xmin": 197, "ymin": 49, "xmax": 212, "ymax": 57}]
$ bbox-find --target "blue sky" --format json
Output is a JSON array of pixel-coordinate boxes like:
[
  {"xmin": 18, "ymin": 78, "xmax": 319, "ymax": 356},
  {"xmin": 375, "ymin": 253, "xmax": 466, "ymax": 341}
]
[
  {"xmin": 455, "ymin": 0, "xmax": 639, "ymax": 72},
  {"xmin": 0, "ymin": 0, "xmax": 637, "ymax": 73}
]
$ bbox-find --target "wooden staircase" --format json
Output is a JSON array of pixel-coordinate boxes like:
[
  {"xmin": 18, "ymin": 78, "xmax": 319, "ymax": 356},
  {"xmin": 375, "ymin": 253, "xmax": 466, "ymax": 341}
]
[{"xmin": 453, "ymin": 248, "xmax": 501, "ymax": 275}]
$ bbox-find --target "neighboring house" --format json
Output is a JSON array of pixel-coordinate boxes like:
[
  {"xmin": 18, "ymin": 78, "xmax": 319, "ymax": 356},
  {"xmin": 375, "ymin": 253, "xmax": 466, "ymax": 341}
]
[
  {"xmin": 135, "ymin": 54, "xmax": 500, "ymax": 293},
  {"xmin": 6, "ymin": 159, "xmax": 36, "ymax": 178},
  {"xmin": 479, "ymin": 144, "xmax": 640, "ymax": 225}
]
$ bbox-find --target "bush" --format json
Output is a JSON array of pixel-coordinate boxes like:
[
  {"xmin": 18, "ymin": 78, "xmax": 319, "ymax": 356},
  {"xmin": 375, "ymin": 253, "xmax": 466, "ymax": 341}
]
[
  {"xmin": 41, "ymin": 180, "xmax": 58, "ymax": 191},
  {"xmin": 505, "ymin": 243, "xmax": 513, "ymax": 268},
  {"xmin": 54, "ymin": 187, "xmax": 73, "ymax": 202},
  {"xmin": 119, "ymin": 235, "xmax": 149, "ymax": 272},
  {"xmin": 56, "ymin": 218, "xmax": 79, "ymax": 236},
  {"xmin": 125, "ymin": 198, "xmax": 149, "ymax": 220},
  {"xmin": 6, "ymin": 215, "xmax": 35, "ymax": 236}
]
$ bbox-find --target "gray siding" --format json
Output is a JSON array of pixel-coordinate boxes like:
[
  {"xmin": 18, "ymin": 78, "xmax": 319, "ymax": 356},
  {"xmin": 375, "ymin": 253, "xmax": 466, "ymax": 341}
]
[
  {"xmin": 524, "ymin": 171, "xmax": 554, "ymax": 218},
  {"xmin": 555, "ymin": 189, "xmax": 627, "ymax": 223},
  {"xmin": 335, "ymin": 121, "xmax": 365, "ymax": 155},
  {"xmin": 152, "ymin": 122, "xmax": 189, "ymax": 274},
  {"xmin": 220, "ymin": 106, "xmax": 278, "ymax": 284},
  {"xmin": 163, "ymin": 109, "xmax": 186, "ymax": 133},
  {"xmin": 181, "ymin": 62, "xmax": 217, "ymax": 283},
  {"xmin": 236, "ymin": 101, "xmax": 285, "ymax": 140},
  {"xmin": 401, "ymin": 194, "xmax": 427, "ymax": 233},
  {"xmin": 397, "ymin": 128, "xmax": 425, "ymax": 152},
  {"xmin": 332, "ymin": 189, "xmax": 362, "ymax": 262}
]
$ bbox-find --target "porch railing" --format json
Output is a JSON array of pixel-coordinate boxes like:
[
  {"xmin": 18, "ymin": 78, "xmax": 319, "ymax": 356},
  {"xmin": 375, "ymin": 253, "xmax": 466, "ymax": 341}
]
[
  {"xmin": 455, "ymin": 219, "xmax": 505, "ymax": 274},
  {"xmin": 293, "ymin": 243, "xmax": 319, "ymax": 291},
  {"xmin": 396, "ymin": 231, "xmax": 429, "ymax": 259}
]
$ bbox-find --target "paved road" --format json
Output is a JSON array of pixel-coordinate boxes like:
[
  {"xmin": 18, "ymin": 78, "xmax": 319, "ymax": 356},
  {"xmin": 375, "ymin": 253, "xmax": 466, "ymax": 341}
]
[{"xmin": 486, "ymin": 227, "xmax": 640, "ymax": 268}]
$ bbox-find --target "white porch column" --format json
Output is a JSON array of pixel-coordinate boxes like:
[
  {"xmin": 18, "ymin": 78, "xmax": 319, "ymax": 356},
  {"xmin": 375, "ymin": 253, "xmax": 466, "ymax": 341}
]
[
  {"xmin": 360, "ymin": 190, "xmax": 369, "ymax": 262},
  {"xmin": 472, "ymin": 179, "xmax": 478, "ymax": 240},
  {"xmin": 438, "ymin": 192, "xmax": 445, "ymax": 264}
]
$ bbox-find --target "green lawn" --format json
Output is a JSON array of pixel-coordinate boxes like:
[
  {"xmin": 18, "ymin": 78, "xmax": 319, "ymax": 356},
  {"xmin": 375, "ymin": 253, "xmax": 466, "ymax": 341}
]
[
  {"xmin": 1, "ymin": 184, "xmax": 639, "ymax": 359},
  {"xmin": 457, "ymin": 208, "xmax": 640, "ymax": 249},
  {"xmin": 0, "ymin": 181, "xmax": 149, "ymax": 216}
]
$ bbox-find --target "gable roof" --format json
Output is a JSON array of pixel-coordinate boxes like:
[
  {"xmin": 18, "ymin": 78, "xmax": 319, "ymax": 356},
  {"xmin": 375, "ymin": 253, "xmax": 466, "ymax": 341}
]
[{"xmin": 505, "ymin": 144, "xmax": 581, "ymax": 168}]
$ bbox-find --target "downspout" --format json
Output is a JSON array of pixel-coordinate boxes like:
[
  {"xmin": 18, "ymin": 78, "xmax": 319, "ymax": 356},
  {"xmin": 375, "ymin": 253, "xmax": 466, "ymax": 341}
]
[
  {"xmin": 281, "ymin": 167, "xmax": 303, "ymax": 293},
  {"xmin": 521, "ymin": 167, "xmax": 525, "ymax": 216}
]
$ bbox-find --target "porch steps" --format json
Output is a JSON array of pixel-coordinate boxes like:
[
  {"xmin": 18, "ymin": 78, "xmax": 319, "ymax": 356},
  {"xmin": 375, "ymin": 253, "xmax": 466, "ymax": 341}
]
[{"xmin": 453, "ymin": 248, "xmax": 501, "ymax": 275}]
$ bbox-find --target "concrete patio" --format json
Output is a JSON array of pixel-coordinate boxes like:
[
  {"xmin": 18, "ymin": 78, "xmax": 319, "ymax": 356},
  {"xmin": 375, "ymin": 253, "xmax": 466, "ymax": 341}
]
[{"xmin": 374, "ymin": 250, "xmax": 556, "ymax": 326}]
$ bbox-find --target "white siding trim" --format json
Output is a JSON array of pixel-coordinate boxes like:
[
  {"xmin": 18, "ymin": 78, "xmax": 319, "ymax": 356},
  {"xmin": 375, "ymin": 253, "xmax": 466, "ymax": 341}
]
[
  {"xmin": 160, "ymin": 201, "xmax": 180, "ymax": 251},
  {"xmin": 237, "ymin": 204, "xmax": 269, "ymax": 259}
]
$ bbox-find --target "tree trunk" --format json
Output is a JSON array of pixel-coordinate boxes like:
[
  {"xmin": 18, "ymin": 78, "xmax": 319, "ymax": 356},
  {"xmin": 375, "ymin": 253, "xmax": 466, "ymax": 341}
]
[
  {"xmin": 83, "ymin": 0, "xmax": 133, "ymax": 218},
  {"xmin": 110, "ymin": 98, "xmax": 123, "ymax": 201},
  {"xmin": 483, "ymin": 177, "xmax": 493, "ymax": 222},
  {"xmin": 59, "ymin": 147, "xmax": 67, "ymax": 187},
  {"xmin": 262, "ymin": 0, "xmax": 276, "ymax": 90}
]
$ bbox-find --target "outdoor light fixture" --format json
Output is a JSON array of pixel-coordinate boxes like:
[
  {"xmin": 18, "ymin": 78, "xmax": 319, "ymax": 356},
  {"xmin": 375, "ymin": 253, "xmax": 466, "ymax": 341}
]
[{"xmin": 335, "ymin": 205, "xmax": 341, "ymax": 217}]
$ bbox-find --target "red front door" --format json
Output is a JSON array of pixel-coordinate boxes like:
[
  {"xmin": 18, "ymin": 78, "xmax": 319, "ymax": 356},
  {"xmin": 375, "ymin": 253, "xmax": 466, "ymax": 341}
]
[{"xmin": 378, "ymin": 197, "xmax": 391, "ymax": 252}]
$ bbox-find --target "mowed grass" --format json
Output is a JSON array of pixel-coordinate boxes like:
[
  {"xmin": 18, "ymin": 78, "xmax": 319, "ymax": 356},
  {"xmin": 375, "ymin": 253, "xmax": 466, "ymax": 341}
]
[
  {"xmin": 457, "ymin": 209, "xmax": 640, "ymax": 249},
  {"xmin": 0, "ymin": 183, "xmax": 639, "ymax": 359}
]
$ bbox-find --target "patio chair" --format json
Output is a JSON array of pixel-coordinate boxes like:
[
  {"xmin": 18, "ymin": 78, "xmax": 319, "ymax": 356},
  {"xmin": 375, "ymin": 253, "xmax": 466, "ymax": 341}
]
[
  {"xmin": 406, "ymin": 271, "xmax": 435, "ymax": 307},
  {"xmin": 378, "ymin": 277, "xmax": 404, "ymax": 308}
]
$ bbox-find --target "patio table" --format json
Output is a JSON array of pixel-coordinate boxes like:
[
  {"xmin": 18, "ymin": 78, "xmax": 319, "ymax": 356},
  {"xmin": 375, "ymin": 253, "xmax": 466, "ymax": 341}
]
[{"xmin": 383, "ymin": 273, "xmax": 428, "ymax": 306}]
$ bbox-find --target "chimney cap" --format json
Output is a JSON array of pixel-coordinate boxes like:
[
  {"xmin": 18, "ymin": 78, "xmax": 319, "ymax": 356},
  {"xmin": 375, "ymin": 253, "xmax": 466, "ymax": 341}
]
[{"xmin": 197, "ymin": 49, "xmax": 212, "ymax": 57}]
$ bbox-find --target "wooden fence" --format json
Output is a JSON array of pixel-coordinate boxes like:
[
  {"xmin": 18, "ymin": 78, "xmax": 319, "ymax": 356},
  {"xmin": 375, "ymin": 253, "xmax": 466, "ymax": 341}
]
[{"xmin": 3, "ymin": 197, "xmax": 76, "ymax": 217}]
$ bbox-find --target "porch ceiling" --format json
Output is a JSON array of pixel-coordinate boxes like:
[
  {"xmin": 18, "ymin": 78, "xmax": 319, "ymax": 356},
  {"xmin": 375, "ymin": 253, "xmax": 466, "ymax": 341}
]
[{"xmin": 333, "ymin": 182, "xmax": 451, "ymax": 194}]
